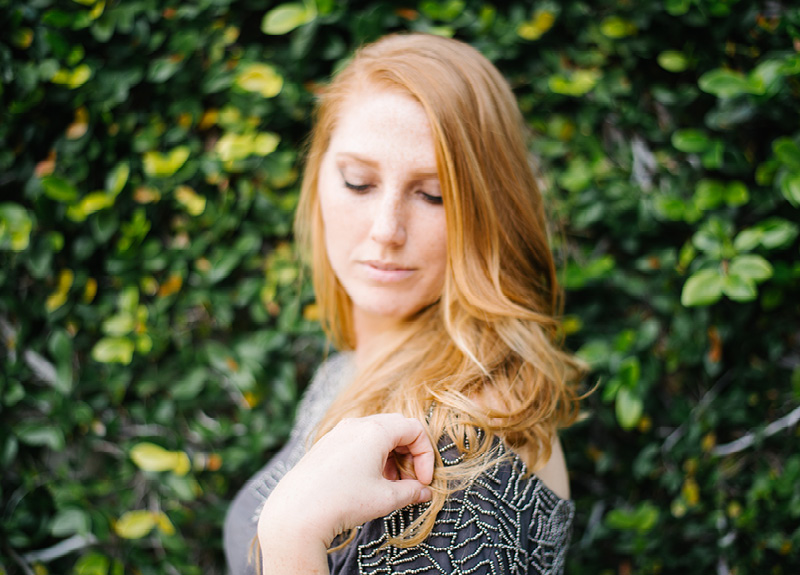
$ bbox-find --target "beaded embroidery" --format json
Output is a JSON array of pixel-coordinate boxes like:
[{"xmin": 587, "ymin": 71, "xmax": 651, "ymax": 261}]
[{"xmin": 234, "ymin": 354, "xmax": 574, "ymax": 575}]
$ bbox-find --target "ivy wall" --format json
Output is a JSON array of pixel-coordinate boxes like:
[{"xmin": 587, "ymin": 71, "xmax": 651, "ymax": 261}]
[{"xmin": 1, "ymin": 0, "xmax": 799, "ymax": 574}]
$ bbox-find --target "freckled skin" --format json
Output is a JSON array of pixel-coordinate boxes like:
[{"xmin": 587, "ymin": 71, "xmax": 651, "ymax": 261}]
[{"xmin": 318, "ymin": 90, "xmax": 448, "ymax": 336}]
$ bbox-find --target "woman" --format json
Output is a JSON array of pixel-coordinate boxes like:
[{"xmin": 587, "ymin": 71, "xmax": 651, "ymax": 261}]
[{"xmin": 224, "ymin": 33, "xmax": 585, "ymax": 574}]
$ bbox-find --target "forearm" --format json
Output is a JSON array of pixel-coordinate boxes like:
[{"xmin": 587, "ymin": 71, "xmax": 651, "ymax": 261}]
[{"xmin": 258, "ymin": 528, "xmax": 329, "ymax": 575}]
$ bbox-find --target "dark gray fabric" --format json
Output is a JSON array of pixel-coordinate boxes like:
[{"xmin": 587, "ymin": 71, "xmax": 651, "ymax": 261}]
[{"xmin": 223, "ymin": 353, "xmax": 574, "ymax": 575}]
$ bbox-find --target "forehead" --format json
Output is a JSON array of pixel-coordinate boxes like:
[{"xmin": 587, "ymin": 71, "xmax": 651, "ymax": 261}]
[{"xmin": 327, "ymin": 89, "xmax": 437, "ymax": 170}]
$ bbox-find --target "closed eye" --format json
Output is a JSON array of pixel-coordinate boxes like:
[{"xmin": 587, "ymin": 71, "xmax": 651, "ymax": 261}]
[
  {"xmin": 344, "ymin": 180, "xmax": 372, "ymax": 193},
  {"xmin": 420, "ymin": 191, "xmax": 443, "ymax": 205}
]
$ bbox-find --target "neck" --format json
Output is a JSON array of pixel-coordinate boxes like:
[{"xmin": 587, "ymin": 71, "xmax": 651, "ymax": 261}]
[{"xmin": 352, "ymin": 310, "xmax": 405, "ymax": 370}]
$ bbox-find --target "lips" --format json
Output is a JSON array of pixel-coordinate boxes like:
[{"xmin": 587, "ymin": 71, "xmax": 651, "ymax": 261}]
[{"xmin": 360, "ymin": 260, "xmax": 415, "ymax": 282}]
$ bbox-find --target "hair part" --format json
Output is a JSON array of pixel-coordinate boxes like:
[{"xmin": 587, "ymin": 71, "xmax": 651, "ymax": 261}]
[{"xmin": 294, "ymin": 33, "xmax": 586, "ymax": 548}]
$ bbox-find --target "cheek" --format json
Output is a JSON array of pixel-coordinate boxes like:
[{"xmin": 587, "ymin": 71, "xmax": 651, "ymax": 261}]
[{"xmin": 426, "ymin": 216, "xmax": 449, "ymax": 282}]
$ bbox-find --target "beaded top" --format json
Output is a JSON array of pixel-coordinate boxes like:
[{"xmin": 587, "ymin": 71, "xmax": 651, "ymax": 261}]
[{"xmin": 223, "ymin": 353, "xmax": 574, "ymax": 575}]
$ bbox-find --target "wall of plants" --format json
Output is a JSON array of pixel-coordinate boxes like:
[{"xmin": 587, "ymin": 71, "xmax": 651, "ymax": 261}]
[{"xmin": 1, "ymin": 0, "xmax": 798, "ymax": 573}]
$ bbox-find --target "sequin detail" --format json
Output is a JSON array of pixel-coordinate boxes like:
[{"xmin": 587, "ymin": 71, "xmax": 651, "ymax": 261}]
[{"xmin": 236, "ymin": 354, "xmax": 574, "ymax": 575}]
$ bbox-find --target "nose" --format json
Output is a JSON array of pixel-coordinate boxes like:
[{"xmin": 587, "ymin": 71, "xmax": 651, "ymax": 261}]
[{"xmin": 369, "ymin": 192, "xmax": 407, "ymax": 246}]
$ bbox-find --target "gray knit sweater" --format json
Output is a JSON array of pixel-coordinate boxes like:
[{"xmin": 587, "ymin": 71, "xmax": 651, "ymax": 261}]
[{"xmin": 223, "ymin": 353, "xmax": 574, "ymax": 575}]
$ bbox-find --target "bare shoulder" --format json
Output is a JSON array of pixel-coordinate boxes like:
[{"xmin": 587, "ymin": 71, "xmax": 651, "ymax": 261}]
[
  {"xmin": 517, "ymin": 436, "xmax": 570, "ymax": 501},
  {"xmin": 471, "ymin": 385, "xmax": 571, "ymax": 500},
  {"xmin": 533, "ymin": 437, "xmax": 571, "ymax": 500}
]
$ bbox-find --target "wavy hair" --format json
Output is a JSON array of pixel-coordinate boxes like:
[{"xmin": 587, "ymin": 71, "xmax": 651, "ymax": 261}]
[{"xmin": 294, "ymin": 33, "xmax": 586, "ymax": 547}]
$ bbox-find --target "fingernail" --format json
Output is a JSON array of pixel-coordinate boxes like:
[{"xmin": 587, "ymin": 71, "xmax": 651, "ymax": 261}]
[{"xmin": 419, "ymin": 487, "xmax": 432, "ymax": 502}]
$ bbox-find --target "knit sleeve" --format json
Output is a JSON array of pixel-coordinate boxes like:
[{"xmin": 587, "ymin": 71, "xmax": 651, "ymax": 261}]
[{"xmin": 327, "ymin": 441, "xmax": 575, "ymax": 575}]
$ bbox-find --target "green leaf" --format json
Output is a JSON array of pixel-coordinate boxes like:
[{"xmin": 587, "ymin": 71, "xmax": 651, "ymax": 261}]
[
  {"xmin": 171, "ymin": 368, "xmax": 207, "ymax": 401},
  {"xmin": 606, "ymin": 502, "xmax": 659, "ymax": 531},
  {"xmin": 48, "ymin": 329, "xmax": 74, "ymax": 394},
  {"xmin": 73, "ymin": 553, "xmax": 110, "ymax": 575},
  {"xmin": 729, "ymin": 254, "xmax": 773, "ymax": 283},
  {"xmin": 665, "ymin": 0, "xmax": 691, "ymax": 15},
  {"xmin": 780, "ymin": 172, "xmax": 800, "ymax": 207},
  {"xmin": 750, "ymin": 59, "xmax": 784, "ymax": 96},
  {"xmin": 672, "ymin": 130, "xmax": 711, "ymax": 153},
  {"xmin": 723, "ymin": 274, "xmax": 757, "ymax": 301},
  {"xmin": 51, "ymin": 508, "xmax": 91, "ymax": 537},
  {"xmin": 91, "ymin": 337, "xmax": 135, "ymax": 364},
  {"xmin": 261, "ymin": 3, "xmax": 315, "ymax": 35},
  {"xmin": 657, "ymin": 51, "xmax": 689, "ymax": 73},
  {"xmin": 694, "ymin": 179, "xmax": 725, "ymax": 210},
  {"xmin": 773, "ymin": 137, "xmax": 800, "ymax": 170},
  {"xmin": 681, "ymin": 268, "xmax": 724, "ymax": 306},
  {"xmin": 698, "ymin": 69, "xmax": 755, "ymax": 99},
  {"xmin": 758, "ymin": 218, "xmax": 799, "ymax": 249},
  {"xmin": 617, "ymin": 356, "xmax": 641, "ymax": 388},
  {"xmin": 42, "ymin": 176, "xmax": 79, "ymax": 202},
  {"xmin": 733, "ymin": 228, "xmax": 762, "ymax": 252},
  {"xmin": 576, "ymin": 340, "xmax": 610, "ymax": 367},
  {"xmin": 106, "ymin": 162, "xmax": 130, "ymax": 197},
  {"xmin": 0, "ymin": 202, "xmax": 34, "ymax": 251},
  {"xmin": 725, "ymin": 181, "xmax": 749, "ymax": 206},
  {"xmin": 616, "ymin": 386, "xmax": 643, "ymax": 430},
  {"xmin": 16, "ymin": 425, "xmax": 65, "ymax": 451}
]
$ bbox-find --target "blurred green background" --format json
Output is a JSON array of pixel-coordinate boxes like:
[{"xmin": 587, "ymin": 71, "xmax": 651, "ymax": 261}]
[{"xmin": 1, "ymin": 0, "xmax": 799, "ymax": 573}]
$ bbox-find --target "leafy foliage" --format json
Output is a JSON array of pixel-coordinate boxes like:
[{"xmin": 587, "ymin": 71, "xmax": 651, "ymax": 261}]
[{"xmin": 1, "ymin": 0, "xmax": 798, "ymax": 574}]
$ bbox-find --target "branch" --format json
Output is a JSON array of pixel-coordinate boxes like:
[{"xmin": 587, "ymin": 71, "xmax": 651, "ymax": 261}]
[
  {"xmin": 22, "ymin": 534, "xmax": 98, "ymax": 564},
  {"xmin": 712, "ymin": 404, "xmax": 800, "ymax": 457},
  {"xmin": 662, "ymin": 371, "xmax": 733, "ymax": 454},
  {"xmin": 5, "ymin": 544, "xmax": 35, "ymax": 575}
]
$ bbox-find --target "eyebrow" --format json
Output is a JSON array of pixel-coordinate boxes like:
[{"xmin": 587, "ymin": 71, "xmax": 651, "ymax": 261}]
[{"xmin": 335, "ymin": 153, "xmax": 440, "ymax": 180}]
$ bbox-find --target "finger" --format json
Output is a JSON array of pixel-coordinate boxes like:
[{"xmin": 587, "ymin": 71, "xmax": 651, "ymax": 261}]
[
  {"xmin": 368, "ymin": 414, "xmax": 435, "ymax": 484},
  {"xmin": 384, "ymin": 480, "xmax": 432, "ymax": 513},
  {"xmin": 383, "ymin": 452, "xmax": 399, "ymax": 481}
]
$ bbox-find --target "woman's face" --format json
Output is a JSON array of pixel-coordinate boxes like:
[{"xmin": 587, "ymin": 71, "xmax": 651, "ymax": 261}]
[{"xmin": 318, "ymin": 88, "xmax": 447, "ymax": 331}]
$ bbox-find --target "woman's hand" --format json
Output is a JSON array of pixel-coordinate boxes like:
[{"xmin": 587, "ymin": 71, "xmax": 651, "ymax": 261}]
[{"xmin": 257, "ymin": 414, "xmax": 434, "ymax": 574}]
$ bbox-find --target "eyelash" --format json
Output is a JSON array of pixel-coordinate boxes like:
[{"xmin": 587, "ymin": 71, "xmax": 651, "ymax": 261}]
[
  {"xmin": 344, "ymin": 180, "xmax": 371, "ymax": 193},
  {"xmin": 343, "ymin": 180, "xmax": 442, "ymax": 205}
]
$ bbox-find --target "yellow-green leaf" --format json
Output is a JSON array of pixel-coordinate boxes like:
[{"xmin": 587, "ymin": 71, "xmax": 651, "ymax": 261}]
[
  {"xmin": 658, "ymin": 50, "xmax": 689, "ymax": 73},
  {"xmin": 66, "ymin": 191, "xmax": 116, "ymax": 222},
  {"xmin": 616, "ymin": 386, "xmax": 643, "ymax": 430},
  {"xmin": 174, "ymin": 185, "xmax": 206, "ymax": 216},
  {"xmin": 154, "ymin": 511, "xmax": 175, "ymax": 535},
  {"xmin": 102, "ymin": 313, "xmax": 135, "ymax": 336},
  {"xmin": 172, "ymin": 452, "xmax": 191, "ymax": 476},
  {"xmin": 517, "ymin": 10, "xmax": 556, "ymax": 41},
  {"xmin": 235, "ymin": 63, "xmax": 283, "ymax": 98},
  {"xmin": 548, "ymin": 70, "xmax": 601, "ymax": 96},
  {"xmin": 91, "ymin": 337, "xmax": 135, "ymax": 364},
  {"xmin": 261, "ymin": 3, "xmax": 315, "ymax": 35},
  {"xmin": 131, "ymin": 442, "xmax": 180, "ymax": 472},
  {"xmin": 51, "ymin": 64, "xmax": 92, "ymax": 88},
  {"xmin": 143, "ymin": 147, "xmax": 190, "ymax": 178},
  {"xmin": 0, "ymin": 203, "xmax": 34, "ymax": 251},
  {"xmin": 46, "ymin": 269, "xmax": 74, "ymax": 312},
  {"xmin": 600, "ymin": 16, "xmax": 637, "ymax": 38},
  {"xmin": 254, "ymin": 132, "xmax": 280, "ymax": 156},
  {"xmin": 114, "ymin": 511, "xmax": 156, "ymax": 539},
  {"xmin": 216, "ymin": 132, "xmax": 280, "ymax": 163}
]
